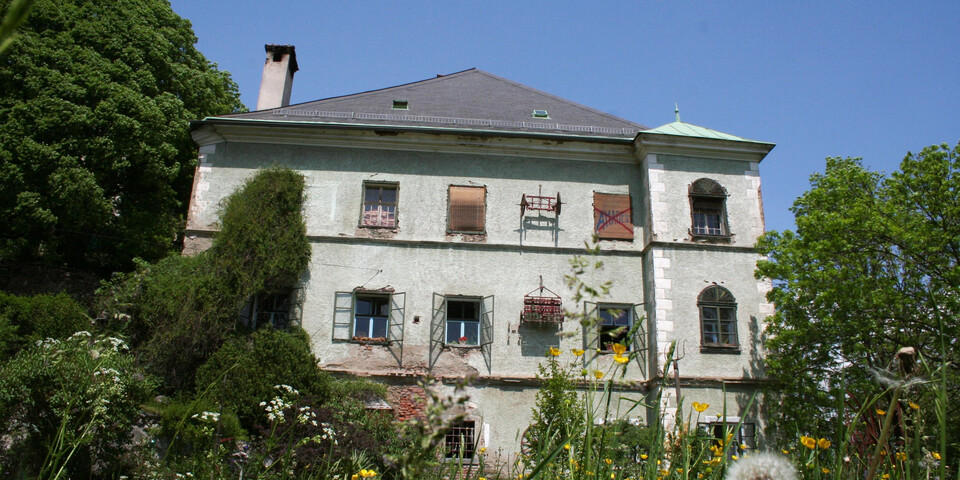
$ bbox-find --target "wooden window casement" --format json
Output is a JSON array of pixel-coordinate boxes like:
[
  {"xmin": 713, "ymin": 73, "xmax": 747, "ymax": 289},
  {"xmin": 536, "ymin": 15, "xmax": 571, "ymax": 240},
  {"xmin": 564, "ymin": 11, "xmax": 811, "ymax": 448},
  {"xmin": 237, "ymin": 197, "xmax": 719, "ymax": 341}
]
[
  {"xmin": 448, "ymin": 185, "xmax": 486, "ymax": 233},
  {"xmin": 698, "ymin": 285, "xmax": 739, "ymax": 351},
  {"xmin": 689, "ymin": 179, "xmax": 730, "ymax": 238},
  {"xmin": 593, "ymin": 192, "xmax": 633, "ymax": 240}
]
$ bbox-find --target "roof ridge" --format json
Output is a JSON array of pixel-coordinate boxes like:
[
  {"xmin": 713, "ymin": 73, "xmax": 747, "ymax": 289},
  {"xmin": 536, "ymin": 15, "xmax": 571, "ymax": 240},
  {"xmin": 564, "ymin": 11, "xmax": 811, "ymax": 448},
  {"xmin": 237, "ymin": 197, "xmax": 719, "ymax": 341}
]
[{"xmin": 470, "ymin": 70, "xmax": 647, "ymax": 129}]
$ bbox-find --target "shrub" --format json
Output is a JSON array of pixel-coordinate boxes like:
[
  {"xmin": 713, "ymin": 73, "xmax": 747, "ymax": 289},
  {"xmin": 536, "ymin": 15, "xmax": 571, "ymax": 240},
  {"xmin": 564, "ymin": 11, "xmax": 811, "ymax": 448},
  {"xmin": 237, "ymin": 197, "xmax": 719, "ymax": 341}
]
[
  {"xmin": 194, "ymin": 327, "xmax": 331, "ymax": 430},
  {"xmin": 0, "ymin": 291, "xmax": 88, "ymax": 360}
]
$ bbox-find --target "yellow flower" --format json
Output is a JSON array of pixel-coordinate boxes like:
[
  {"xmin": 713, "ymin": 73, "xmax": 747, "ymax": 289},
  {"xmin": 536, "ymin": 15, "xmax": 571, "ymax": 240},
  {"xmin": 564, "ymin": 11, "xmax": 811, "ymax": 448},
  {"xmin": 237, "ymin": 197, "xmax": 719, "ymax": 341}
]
[
  {"xmin": 479, "ymin": 447, "xmax": 486, "ymax": 454},
  {"xmin": 594, "ymin": 370, "xmax": 604, "ymax": 380},
  {"xmin": 613, "ymin": 354, "xmax": 629, "ymax": 364},
  {"xmin": 572, "ymin": 348, "xmax": 585, "ymax": 357},
  {"xmin": 564, "ymin": 443, "xmax": 571, "ymax": 450},
  {"xmin": 610, "ymin": 474, "xmax": 615, "ymax": 479},
  {"xmin": 692, "ymin": 402, "xmax": 709, "ymax": 413},
  {"xmin": 932, "ymin": 452, "xmax": 942, "ymax": 460},
  {"xmin": 882, "ymin": 475, "xmax": 890, "ymax": 479},
  {"xmin": 740, "ymin": 443, "xmax": 749, "ymax": 450},
  {"xmin": 611, "ymin": 343, "xmax": 627, "ymax": 355},
  {"xmin": 731, "ymin": 455, "xmax": 738, "ymax": 460},
  {"xmin": 896, "ymin": 452, "xmax": 906, "ymax": 461},
  {"xmin": 876, "ymin": 408, "xmax": 886, "ymax": 416},
  {"xmin": 818, "ymin": 438, "xmax": 831, "ymax": 449},
  {"xmin": 479, "ymin": 478, "xmax": 486, "ymax": 480},
  {"xmin": 359, "ymin": 469, "xmax": 378, "ymax": 478},
  {"xmin": 800, "ymin": 436, "xmax": 816, "ymax": 449},
  {"xmin": 782, "ymin": 449, "xmax": 790, "ymax": 455},
  {"xmin": 640, "ymin": 454, "xmax": 648, "ymax": 460},
  {"xmin": 908, "ymin": 401, "xmax": 920, "ymax": 410},
  {"xmin": 605, "ymin": 458, "xmax": 612, "ymax": 465},
  {"xmin": 352, "ymin": 476, "xmax": 359, "ymax": 480},
  {"xmin": 821, "ymin": 467, "xmax": 830, "ymax": 474},
  {"xmin": 549, "ymin": 347, "xmax": 561, "ymax": 357}
]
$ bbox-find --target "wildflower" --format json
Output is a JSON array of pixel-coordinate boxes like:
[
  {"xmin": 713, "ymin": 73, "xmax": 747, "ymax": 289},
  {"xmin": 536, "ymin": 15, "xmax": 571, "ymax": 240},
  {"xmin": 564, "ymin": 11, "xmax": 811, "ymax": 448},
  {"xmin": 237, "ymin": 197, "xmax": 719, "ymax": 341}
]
[
  {"xmin": 882, "ymin": 475, "xmax": 890, "ymax": 479},
  {"xmin": 821, "ymin": 467, "xmax": 830, "ymax": 474},
  {"xmin": 817, "ymin": 438, "xmax": 831, "ymax": 449},
  {"xmin": 479, "ymin": 447, "xmax": 486, "ymax": 454},
  {"xmin": 594, "ymin": 370, "xmax": 604, "ymax": 380},
  {"xmin": 740, "ymin": 443, "xmax": 749, "ymax": 450},
  {"xmin": 549, "ymin": 346, "xmax": 561, "ymax": 356},
  {"xmin": 611, "ymin": 343, "xmax": 627, "ymax": 355},
  {"xmin": 692, "ymin": 402, "xmax": 709, "ymax": 413},
  {"xmin": 781, "ymin": 449, "xmax": 790, "ymax": 455},
  {"xmin": 610, "ymin": 474, "xmax": 615, "ymax": 479},
  {"xmin": 932, "ymin": 452, "xmax": 942, "ymax": 460},
  {"xmin": 572, "ymin": 348, "xmax": 585, "ymax": 356},
  {"xmin": 605, "ymin": 458, "xmax": 612, "ymax": 464},
  {"xmin": 722, "ymin": 452, "xmax": 798, "ymax": 480},
  {"xmin": 613, "ymin": 354, "xmax": 629, "ymax": 364},
  {"xmin": 352, "ymin": 476, "xmax": 359, "ymax": 480},
  {"xmin": 732, "ymin": 455, "xmax": 739, "ymax": 460},
  {"xmin": 908, "ymin": 401, "xmax": 920, "ymax": 410},
  {"xmin": 358, "ymin": 469, "xmax": 377, "ymax": 478},
  {"xmin": 800, "ymin": 436, "xmax": 816, "ymax": 449},
  {"xmin": 876, "ymin": 408, "xmax": 886, "ymax": 416},
  {"xmin": 564, "ymin": 444, "xmax": 571, "ymax": 450},
  {"xmin": 640, "ymin": 454, "xmax": 648, "ymax": 460},
  {"xmin": 895, "ymin": 452, "xmax": 906, "ymax": 461}
]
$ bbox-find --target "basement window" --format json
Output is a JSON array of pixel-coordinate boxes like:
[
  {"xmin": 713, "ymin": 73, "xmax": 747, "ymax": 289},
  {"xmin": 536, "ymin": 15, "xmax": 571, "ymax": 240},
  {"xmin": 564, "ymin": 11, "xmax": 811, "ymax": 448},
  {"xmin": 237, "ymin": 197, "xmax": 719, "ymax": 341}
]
[
  {"xmin": 392, "ymin": 99, "xmax": 409, "ymax": 110},
  {"xmin": 532, "ymin": 109, "xmax": 549, "ymax": 118},
  {"xmin": 445, "ymin": 420, "xmax": 477, "ymax": 460}
]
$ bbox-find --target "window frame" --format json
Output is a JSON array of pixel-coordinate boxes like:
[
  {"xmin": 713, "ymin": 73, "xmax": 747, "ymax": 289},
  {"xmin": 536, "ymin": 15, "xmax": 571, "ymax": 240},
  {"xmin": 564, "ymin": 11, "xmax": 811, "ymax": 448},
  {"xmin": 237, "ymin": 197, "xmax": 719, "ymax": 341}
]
[
  {"xmin": 447, "ymin": 185, "xmax": 487, "ymax": 234},
  {"xmin": 252, "ymin": 291, "xmax": 291, "ymax": 329},
  {"xmin": 698, "ymin": 285, "xmax": 739, "ymax": 352},
  {"xmin": 360, "ymin": 181, "xmax": 399, "ymax": 229},
  {"xmin": 697, "ymin": 418, "xmax": 756, "ymax": 455},
  {"xmin": 332, "ymin": 290, "xmax": 406, "ymax": 346},
  {"xmin": 445, "ymin": 296, "xmax": 482, "ymax": 346},
  {"xmin": 352, "ymin": 293, "xmax": 390, "ymax": 340},
  {"xmin": 597, "ymin": 303, "xmax": 633, "ymax": 352},
  {"xmin": 688, "ymin": 179, "xmax": 731, "ymax": 239}
]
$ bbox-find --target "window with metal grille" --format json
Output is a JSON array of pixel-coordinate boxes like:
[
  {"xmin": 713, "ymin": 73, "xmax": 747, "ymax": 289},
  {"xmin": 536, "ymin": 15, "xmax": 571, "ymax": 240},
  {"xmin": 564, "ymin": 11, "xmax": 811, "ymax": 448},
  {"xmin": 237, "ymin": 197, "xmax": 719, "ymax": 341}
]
[
  {"xmin": 445, "ymin": 420, "xmax": 477, "ymax": 459},
  {"xmin": 697, "ymin": 420, "xmax": 756, "ymax": 455},
  {"xmin": 448, "ymin": 185, "xmax": 485, "ymax": 233},
  {"xmin": 689, "ymin": 179, "xmax": 729, "ymax": 237},
  {"xmin": 699, "ymin": 285, "xmax": 738, "ymax": 349},
  {"xmin": 593, "ymin": 192, "xmax": 633, "ymax": 240},
  {"xmin": 361, "ymin": 182, "xmax": 398, "ymax": 228}
]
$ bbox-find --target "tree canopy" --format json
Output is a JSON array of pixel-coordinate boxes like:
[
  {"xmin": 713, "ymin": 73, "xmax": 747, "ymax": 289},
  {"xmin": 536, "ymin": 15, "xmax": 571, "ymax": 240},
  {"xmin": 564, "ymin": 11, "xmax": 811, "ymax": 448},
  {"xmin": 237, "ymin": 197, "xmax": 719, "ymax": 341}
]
[
  {"xmin": 0, "ymin": 0, "xmax": 244, "ymax": 270},
  {"xmin": 756, "ymin": 142, "xmax": 960, "ymax": 456}
]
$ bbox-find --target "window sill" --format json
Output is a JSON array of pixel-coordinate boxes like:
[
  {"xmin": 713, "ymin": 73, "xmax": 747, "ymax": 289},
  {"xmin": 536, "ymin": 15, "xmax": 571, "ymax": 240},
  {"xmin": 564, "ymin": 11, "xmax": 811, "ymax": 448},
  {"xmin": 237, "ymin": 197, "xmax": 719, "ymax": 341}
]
[
  {"xmin": 700, "ymin": 346, "xmax": 741, "ymax": 354},
  {"xmin": 689, "ymin": 232, "xmax": 734, "ymax": 243},
  {"xmin": 445, "ymin": 344, "xmax": 481, "ymax": 349},
  {"xmin": 359, "ymin": 224, "xmax": 398, "ymax": 230},
  {"xmin": 350, "ymin": 336, "xmax": 391, "ymax": 346}
]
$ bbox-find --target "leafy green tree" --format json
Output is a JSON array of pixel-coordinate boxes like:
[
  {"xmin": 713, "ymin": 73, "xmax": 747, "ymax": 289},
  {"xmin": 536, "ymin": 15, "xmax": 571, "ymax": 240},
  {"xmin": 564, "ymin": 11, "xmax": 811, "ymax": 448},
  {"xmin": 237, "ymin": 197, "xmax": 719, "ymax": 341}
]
[
  {"xmin": 0, "ymin": 0, "xmax": 244, "ymax": 270},
  {"xmin": 756, "ymin": 142, "xmax": 960, "ymax": 460},
  {"xmin": 0, "ymin": 291, "xmax": 88, "ymax": 360}
]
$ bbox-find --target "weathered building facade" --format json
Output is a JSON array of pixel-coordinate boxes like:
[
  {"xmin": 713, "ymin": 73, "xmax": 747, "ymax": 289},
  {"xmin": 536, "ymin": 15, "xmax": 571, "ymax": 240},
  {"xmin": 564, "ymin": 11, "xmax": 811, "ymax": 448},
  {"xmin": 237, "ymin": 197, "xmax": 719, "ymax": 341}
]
[{"xmin": 186, "ymin": 45, "xmax": 775, "ymax": 463}]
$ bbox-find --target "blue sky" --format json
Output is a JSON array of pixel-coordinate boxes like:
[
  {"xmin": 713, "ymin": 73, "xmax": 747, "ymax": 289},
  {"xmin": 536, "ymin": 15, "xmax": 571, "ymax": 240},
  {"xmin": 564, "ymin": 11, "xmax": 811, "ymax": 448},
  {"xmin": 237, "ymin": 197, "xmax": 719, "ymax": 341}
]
[{"xmin": 169, "ymin": 1, "xmax": 960, "ymax": 233}]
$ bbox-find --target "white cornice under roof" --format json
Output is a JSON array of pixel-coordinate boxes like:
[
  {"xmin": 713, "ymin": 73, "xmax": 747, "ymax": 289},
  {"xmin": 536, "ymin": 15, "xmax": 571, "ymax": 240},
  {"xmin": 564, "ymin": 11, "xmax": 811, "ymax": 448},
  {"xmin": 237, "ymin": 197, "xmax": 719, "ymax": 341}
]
[
  {"xmin": 633, "ymin": 132, "xmax": 775, "ymax": 163},
  {"xmin": 192, "ymin": 119, "xmax": 638, "ymax": 164}
]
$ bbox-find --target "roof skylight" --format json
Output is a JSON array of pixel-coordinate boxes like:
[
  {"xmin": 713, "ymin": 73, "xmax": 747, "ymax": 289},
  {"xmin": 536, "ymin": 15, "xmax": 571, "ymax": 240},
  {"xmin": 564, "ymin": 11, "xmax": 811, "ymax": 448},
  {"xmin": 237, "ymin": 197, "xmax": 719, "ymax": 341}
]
[
  {"xmin": 532, "ymin": 110, "xmax": 549, "ymax": 118},
  {"xmin": 392, "ymin": 99, "xmax": 409, "ymax": 110}
]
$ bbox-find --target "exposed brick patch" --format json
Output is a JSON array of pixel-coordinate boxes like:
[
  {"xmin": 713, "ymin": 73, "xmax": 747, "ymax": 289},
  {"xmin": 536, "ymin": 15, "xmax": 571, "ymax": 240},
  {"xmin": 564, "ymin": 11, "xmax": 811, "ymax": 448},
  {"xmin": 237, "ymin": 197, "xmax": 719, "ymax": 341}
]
[{"xmin": 387, "ymin": 385, "xmax": 428, "ymax": 421}]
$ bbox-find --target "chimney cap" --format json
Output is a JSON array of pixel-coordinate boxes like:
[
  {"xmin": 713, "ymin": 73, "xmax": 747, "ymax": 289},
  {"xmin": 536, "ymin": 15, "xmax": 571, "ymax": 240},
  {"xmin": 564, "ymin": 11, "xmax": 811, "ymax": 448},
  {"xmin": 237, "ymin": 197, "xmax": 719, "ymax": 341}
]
[{"xmin": 264, "ymin": 44, "xmax": 298, "ymax": 74}]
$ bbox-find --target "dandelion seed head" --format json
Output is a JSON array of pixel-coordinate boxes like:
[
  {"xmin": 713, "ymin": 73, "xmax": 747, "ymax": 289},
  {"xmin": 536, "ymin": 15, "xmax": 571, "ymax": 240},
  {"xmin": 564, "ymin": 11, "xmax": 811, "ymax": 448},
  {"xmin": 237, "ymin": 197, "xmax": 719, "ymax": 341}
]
[{"xmin": 723, "ymin": 452, "xmax": 797, "ymax": 480}]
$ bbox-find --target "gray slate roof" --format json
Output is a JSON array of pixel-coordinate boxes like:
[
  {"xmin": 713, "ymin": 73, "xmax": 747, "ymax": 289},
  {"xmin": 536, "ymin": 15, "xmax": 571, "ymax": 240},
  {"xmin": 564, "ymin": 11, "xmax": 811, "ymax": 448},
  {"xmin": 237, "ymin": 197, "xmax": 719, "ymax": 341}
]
[{"xmin": 219, "ymin": 68, "xmax": 648, "ymax": 138}]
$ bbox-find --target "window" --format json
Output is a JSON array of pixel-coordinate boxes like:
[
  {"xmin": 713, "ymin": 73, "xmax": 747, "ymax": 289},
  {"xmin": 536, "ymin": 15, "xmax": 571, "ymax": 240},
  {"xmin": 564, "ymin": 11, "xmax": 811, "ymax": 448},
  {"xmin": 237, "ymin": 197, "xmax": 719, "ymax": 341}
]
[
  {"xmin": 689, "ymin": 179, "xmax": 729, "ymax": 237},
  {"xmin": 593, "ymin": 192, "xmax": 633, "ymax": 240},
  {"xmin": 699, "ymin": 285, "xmax": 738, "ymax": 349},
  {"xmin": 332, "ymin": 291, "xmax": 406, "ymax": 344},
  {"xmin": 446, "ymin": 298, "xmax": 481, "ymax": 345},
  {"xmin": 444, "ymin": 420, "xmax": 477, "ymax": 460},
  {"xmin": 448, "ymin": 185, "xmax": 486, "ymax": 233},
  {"xmin": 598, "ymin": 304, "xmax": 633, "ymax": 351},
  {"xmin": 697, "ymin": 420, "xmax": 756, "ymax": 455},
  {"xmin": 362, "ymin": 182, "xmax": 398, "ymax": 228},
  {"xmin": 353, "ymin": 294, "xmax": 389, "ymax": 339},
  {"xmin": 253, "ymin": 291, "xmax": 290, "ymax": 328}
]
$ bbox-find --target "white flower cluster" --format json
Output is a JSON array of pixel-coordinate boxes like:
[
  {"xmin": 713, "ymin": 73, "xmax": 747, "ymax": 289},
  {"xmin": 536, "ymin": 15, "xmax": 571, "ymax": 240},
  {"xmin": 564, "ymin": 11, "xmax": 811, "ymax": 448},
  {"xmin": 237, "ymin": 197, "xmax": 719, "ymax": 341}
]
[
  {"xmin": 191, "ymin": 411, "xmax": 221, "ymax": 423},
  {"xmin": 310, "ymin": 423, "xmax": 338, "ymax": 444},
  {"xmin": 260, "ymin": 396, "xmax": 292, "ymax": 423},
  {"xmin": 35, "ymin": 338, "xmax": 60, "ymax": 348},
  {"xmin": 275, "ymin": 384, "xmax": 299, "ymax": 395},
  {"xmin": 93, "ymin": 367, "xmax": 122, "ymax": 383},
  {"xmin": 174, "ymin": 472, "xmax": 194, "ymax": 479},
  {"xmin": 106, "ymin": 336, "xmax": 129, "ymax": 351},
  {"xmin": 296, "ymin": 405, "xmax": 318, "ymax": 425}
]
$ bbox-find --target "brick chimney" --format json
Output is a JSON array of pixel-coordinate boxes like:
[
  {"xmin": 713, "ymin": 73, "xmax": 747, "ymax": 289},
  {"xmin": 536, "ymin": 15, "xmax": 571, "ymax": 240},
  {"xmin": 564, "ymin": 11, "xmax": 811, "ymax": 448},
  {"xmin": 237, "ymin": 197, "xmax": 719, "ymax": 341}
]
[{"xmin": 256, "ymin": 44, "xmax": 298, "ymax": 110}]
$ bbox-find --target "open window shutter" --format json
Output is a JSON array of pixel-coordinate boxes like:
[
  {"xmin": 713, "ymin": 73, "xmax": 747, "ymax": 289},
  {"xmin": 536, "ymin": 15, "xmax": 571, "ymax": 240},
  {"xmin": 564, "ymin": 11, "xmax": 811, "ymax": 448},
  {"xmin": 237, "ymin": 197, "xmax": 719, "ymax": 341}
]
[
  {"xmin": 429, "ymin": 293, "xmax": 447, "ymax": 370},
  {"xmin": 387, "ymin": 292, "xmax": 405, "ymax": 366},
  {"xmin": 631, "ymin": 304, "xmax": 647, "ymax": 378},
  {"xmin": 480, "ymin": 295, "xmax": 495, "ymax": 373},
  {"xmin": 583, "ymin": 301, "xmax": 599, "ymax": 363},
  {"xmin": 593, "ymin": 193, "xmax": 633, "ymax": 240},
  {"xmin": 287, "ymin": 286, "xmax": 305, "ymax": 328},
  {"xmin": 332, "ymin": 291, "xmax": 354, "ymax": 341}
]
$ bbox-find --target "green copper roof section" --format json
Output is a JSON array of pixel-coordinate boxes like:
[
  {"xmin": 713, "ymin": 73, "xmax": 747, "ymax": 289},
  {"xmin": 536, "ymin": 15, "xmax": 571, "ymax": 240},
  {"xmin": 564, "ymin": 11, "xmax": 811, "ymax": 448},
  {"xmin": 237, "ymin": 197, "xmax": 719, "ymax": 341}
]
[{"xmin": 643, "ymin": 121, "xmax": 769, "ymax": 144}]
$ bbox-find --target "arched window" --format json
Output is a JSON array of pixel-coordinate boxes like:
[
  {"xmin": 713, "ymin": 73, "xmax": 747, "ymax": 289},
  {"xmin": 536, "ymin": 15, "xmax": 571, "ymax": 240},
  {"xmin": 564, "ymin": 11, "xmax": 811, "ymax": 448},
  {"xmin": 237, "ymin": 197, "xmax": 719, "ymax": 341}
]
[
  {"xmin": 698, "ymin": 285, "xmax": 738, "ymax": 349},
  {"xmin": 689, "ymin": 179, "xmax": 729, "ymax": 237}
]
